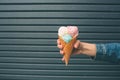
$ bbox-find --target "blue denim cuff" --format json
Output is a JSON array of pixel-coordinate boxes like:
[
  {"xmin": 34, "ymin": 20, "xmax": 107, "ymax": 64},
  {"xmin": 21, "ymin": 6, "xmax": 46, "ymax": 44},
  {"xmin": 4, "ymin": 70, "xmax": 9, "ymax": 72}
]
[
  {"xmin": 91, "ymin": 43, "xmax": 120, "ymax": 63},
  {"xmin": 91, "ymin": 44, "xmax": 107, "ymax": 61}
]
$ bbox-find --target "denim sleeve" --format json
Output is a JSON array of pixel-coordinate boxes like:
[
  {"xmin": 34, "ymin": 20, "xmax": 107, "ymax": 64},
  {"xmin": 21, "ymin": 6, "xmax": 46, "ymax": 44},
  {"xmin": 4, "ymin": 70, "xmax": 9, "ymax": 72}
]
[{"xmin": 94, "ymin": 43, "xmax": 120, "ymax": 63}]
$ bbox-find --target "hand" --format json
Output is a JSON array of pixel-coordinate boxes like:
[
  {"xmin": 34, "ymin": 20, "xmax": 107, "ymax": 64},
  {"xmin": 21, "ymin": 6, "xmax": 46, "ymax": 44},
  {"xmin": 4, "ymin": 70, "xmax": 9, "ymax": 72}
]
[{"xmin": 57, "ymin": 39, "xmax": 82, "ymax": 61}]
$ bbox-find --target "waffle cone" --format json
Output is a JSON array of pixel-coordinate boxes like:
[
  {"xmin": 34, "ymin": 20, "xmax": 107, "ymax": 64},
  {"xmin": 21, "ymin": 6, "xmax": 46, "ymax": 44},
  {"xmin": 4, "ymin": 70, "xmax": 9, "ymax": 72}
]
[
  {"xmin": 58, "ymin": 36, "xmax": 66, "ymax": 47},
  {"xmin": 58, "ymin": 36, "xmax": 77, "ymax": 66}
]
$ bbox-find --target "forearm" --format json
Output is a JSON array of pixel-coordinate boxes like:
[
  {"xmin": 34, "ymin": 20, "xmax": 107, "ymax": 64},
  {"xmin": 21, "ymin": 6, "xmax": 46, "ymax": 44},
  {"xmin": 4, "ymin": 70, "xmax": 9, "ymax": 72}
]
[
  {"xmin": 80, "ymin": 42, "xmax": 96, "ymax": 57},
  {"xmin": 80, "ymin": 42, "xmax": 120, "ymax": 63}
]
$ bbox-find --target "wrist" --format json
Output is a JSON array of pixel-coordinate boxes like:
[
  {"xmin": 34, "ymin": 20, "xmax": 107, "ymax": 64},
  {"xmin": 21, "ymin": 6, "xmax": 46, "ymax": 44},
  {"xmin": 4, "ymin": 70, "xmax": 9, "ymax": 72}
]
[{"xmin": 80, "ymin": 42, "xmax": 96, "ymax": 57}]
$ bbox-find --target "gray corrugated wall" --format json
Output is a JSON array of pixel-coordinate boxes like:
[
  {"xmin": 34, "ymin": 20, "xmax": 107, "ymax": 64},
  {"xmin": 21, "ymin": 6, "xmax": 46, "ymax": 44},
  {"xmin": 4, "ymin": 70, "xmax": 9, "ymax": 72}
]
[{"xmin": 0, "ymin": 0, "xmax": 120, "ymax": 80}]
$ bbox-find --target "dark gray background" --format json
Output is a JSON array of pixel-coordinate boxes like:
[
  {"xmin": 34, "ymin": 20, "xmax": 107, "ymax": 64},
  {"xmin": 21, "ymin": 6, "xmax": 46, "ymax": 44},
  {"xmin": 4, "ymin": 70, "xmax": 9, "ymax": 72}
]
[{"xmin": 0, "ymin": 0, "xmax": 120, "ymax": 80}]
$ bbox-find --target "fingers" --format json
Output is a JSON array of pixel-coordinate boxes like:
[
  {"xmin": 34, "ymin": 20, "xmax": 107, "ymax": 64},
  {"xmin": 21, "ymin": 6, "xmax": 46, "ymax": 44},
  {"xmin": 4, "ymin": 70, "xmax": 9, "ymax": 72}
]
[
  {"xmin": 57, "ymin": 39, "xmax": 64, "ymax": 55},
  {"xmin": 57, "ymin": 39, "xmax": 65, "ymax": 62},
  {"xmin": 57, "ymin": 39, "xmax": 82, "ymax": 62},
  {"xmin": 57, "ymin": 39, "xmax": 63, "ymax": 49},
  {"xmin": 60, "ymin": 50, "xmax": 64, "ymax": 55},
  {"xmin": 57, "ymin": 45, "xmax": 63, "ymax": 49},
  {"xmin": 57, "ymin": 39, "xmax": 61, "ymax": 45},
  {"xmin": 74, "ymin": 40, "xmax": 80, "ymax": 49},
  {"xmin": 57, "ymin": 45, "xmax": 64, "ymax": 55},
  {"xmin": 62, "ymin": 56, "xmax": 65, "ymax": 62}
]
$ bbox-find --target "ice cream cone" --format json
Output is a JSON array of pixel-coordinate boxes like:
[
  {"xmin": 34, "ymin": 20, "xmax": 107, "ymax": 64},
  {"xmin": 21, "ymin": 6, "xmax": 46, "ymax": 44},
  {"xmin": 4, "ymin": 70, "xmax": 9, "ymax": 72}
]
[
  {"xmin": 59, "ymin": 35, "xmax": 77, "ymax": 66},
  {"xmin": 58, "ymin": 26, "xmax": 79, "ymax": 66}
]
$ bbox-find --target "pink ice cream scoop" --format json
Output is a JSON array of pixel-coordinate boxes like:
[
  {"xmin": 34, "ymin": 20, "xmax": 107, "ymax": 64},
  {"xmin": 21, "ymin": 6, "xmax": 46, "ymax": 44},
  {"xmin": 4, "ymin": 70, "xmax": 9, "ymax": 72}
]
[
  {"xmin": 58, "ymin": 26, "xmax": 68, "ymax": 37},
  {"xmin": 67, "ymin": 26, "xmax": 79, "ymax": 37}
]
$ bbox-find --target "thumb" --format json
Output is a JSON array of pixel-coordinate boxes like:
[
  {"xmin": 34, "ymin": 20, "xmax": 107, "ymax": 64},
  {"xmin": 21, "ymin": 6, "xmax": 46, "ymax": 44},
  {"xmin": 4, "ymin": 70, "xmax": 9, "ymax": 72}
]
[{"xmin": 74, "ymin": 40, "xmax": 80, "ymax": 49}]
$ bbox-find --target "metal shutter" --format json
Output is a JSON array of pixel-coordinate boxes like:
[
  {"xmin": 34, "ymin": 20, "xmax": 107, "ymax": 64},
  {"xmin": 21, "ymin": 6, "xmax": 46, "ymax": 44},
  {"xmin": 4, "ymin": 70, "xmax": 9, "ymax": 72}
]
[{"xmin": 0, "ymin": 0, "xmax": 120, "ymax": 80}]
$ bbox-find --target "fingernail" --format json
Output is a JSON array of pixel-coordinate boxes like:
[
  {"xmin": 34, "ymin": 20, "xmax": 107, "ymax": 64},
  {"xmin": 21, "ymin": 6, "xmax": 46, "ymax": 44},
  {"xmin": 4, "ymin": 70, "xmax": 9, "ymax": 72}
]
[{"xmin": 62, "ymin": 58, "xmax": 65, "ymax": 62}]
